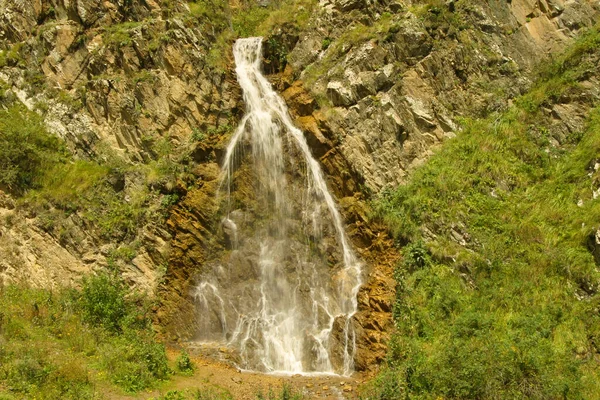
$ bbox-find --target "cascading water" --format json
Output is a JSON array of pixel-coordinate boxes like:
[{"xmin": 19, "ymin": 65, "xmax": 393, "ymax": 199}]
[{"xmin": 193, "ymin": 37, "xmax": 362, "ymax": 376}]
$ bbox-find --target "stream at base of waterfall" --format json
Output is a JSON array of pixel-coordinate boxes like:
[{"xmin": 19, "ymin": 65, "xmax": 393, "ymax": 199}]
[{"xmin": 192, "ymin": 37, "xmax": 362, "ymax": 376}]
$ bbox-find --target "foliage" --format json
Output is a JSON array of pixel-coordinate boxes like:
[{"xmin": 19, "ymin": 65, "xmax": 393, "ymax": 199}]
[
  {"xmin": 0, "ymin": 283, "xmax": 168, "ymax": 397},
  {"xmin": 189, "ymin": 0, "xmax": 316, "ymax": 71},
  {"xmin": 370, "ymin": 24, "xmax": 600, "ymax": 399},
  {"xmin": 0, "ymin": 43, "xmax": 25, "ymax": 67},
  {"xmin": 256, "ymin": 384, "xmax": 303, "ymax": 400},
  {"xmin": 100, "ymin": 330, "xmax": 170, "ymax": 393},
  {"xmin": 231, "ymin": 4, "xmax": 271, "ymax": 38},
  {"xmin": 80, "ymin": 271, "xmax": 129, "ymax": 332},
  {"xmin": 103, "ymin": 21, "xmax": 142, "ymax": 47},
  {"xmin": 409, "ymin": 0, "xmax": 470, "ymax": 38},
  {"xmin": 0, "ymin": 104, "xmax": 65, "ymax": 194},
  {"xmin": 176, "ymin": 349, "xmax": 195, "ymax": 375},
  {"xmin": 158, "ymin": 391, "xmax": 189, "ymax": 400}
]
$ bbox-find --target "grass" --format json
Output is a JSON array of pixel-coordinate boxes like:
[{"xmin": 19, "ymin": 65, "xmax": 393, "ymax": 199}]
[
  {"xmin": 368, "ymin": 23, "xmax": 600, "ymax": 399},
  {"xmin": 102, "ymin": 21, "xmax": 143, "ymax": 48},
  {"xmin": 149, "ymin": 383, "xmax": 304, "ymax": 400},
  {"xmin": 0, "ymin": 276, "xmax": 304, "ymax": 399},
  {"xmin": 301, "ymin": 11, "xmax": 398, "ymax": 88},
  {"xmin": 0, "ymin": 103, "xmax": 66, "ymax": 194},
  {"xmin": 0, "ymin": 273, "xmax": 168, "ymax": 398},
  {"xmin": 0, "ymin": 94, "xmax": 180, "ymax": 248},
  {"xmin": 187, "ymin": 0, "xmax": 317, "ymax": 71}
]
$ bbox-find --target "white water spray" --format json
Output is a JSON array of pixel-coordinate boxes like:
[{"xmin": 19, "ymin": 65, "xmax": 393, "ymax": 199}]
[{"xmin": 195, "ymin": 37, "xmax": 362, "ymax": 376}]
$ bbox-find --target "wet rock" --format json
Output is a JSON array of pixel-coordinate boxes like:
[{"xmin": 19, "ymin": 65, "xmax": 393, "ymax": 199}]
[{"xmin": 282, "ymin": 81, "xmax": 315, "ymax": 116}]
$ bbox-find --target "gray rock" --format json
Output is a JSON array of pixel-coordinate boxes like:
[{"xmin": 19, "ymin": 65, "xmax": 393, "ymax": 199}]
[{"xmin": 327, "ymin": 81, "xmax": 356, "ymax": 106}]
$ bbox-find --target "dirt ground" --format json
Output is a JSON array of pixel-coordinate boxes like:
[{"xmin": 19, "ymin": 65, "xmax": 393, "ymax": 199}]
[{"xmin": 106, "ymin": 344, "xmax": 370, "ymax": 400}]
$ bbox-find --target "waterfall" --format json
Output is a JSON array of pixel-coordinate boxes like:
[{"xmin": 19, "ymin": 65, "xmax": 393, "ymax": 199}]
[{"xmin": 194, "ymin": 37, "xmax": 362, "ymax": 376}]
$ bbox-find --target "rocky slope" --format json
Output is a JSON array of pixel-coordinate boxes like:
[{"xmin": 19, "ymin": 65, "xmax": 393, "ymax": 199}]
[
  {"xmin": 368, "ymin": 22, "xmax": 600, "ymax": 398},
  {"xmin": 0, "ymin": 0, "xmax": 599, "ymax": 377}
]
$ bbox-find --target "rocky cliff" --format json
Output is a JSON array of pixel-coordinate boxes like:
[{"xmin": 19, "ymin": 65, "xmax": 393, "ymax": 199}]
[{"xmin": 0, "ymin": 0, "xmax": 598, "ymax": 374}]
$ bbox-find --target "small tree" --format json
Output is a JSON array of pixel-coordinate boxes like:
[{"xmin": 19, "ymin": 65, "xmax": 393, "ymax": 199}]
[{"xmin": 80, "ymin": 271, "xmax": 127, "ymax": 333}]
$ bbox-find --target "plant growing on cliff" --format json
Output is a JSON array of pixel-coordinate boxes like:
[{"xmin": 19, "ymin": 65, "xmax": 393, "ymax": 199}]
[
  {"xmin": 103, "ymin": 21, "xmax": 142, "ymax": 48},
  {"xmin": 369, "ymin": 23, "xmax": 600, "ymax": 399},
  {"xmin": 0, "ymin": 104, "xmax": 65, "ymax": 194}
]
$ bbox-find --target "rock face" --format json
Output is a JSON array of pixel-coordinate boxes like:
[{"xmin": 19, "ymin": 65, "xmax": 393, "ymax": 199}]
[
  {"xmin": 0, "ymin": 0, "xmax": 241, "ymax": 291},
  {"xmin": 0, "ymin": 191, "xmax": 90, "ymax": 288},
  {"xmin": 0, "ymin": 0, "xmax": 239, "ymax": 162},
  {"xmin": 1, "ymin": 0, "xmax": 599, "ymax": 375},
  {"xmin": 288, "ymin": 0, "xmax": 600, "ymax": 192}
]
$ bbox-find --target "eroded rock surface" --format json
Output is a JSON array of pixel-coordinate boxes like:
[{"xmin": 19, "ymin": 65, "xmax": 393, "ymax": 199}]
[
  {"xmin": 1, "ymin": 0, "xmax": 599, "ymax": 375},
  {"xmin": 289, "ymin": 0, "xmax": 600, "ymax": 192}
]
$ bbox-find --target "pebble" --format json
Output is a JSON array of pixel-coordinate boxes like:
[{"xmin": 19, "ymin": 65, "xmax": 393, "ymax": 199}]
[
  {"xmin": 322, "ymin": 385, "xmax": 329, "ymax": 391},
  {"xmin": 344, "ymin": 386, "xmax": 353, "ymax": 392}
]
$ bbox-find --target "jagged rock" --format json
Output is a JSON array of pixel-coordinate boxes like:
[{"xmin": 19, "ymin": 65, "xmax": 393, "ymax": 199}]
[
  {"xmin": 282, "ymin": 80, "xmax": 315, "ymax": 116},
  {"xmin": 1, "ymin": 0, "xmax": 600, "ymax": 378},
  {"xmin": 391, "ymin": 13, "xmax": 432, "ymax": 63},
  {"xmin": 333, "ymin": 0, "xmax": 367, "ymax": 12},
  {"xmin": 76, "ymin": 0, "xmax": 103, "ymax": 26}
]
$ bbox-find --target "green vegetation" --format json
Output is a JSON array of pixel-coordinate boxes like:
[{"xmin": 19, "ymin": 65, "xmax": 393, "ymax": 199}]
[
  {"xmin": 0, "ymin": 273, "xmax": 168, "ymax": 398},
  {"xmin": 151, "ymin": 387, "xmax": 234, "ymax": 400},
  {"xmin": 102, "ymin": 21, "xmax": 143, "ymax": 47},
  {"xmin": 368, "ymin": 24, "xmax": 600, "ymax": 399},
  {"xmin": 0, "ymin": 94, "xmax": 180, "ymax": 242},
  {"xmin": 187, "ymin": 0, "xmax": 317, "ymax": 71},
  {"xmin": 147, "ymin": 384, "xmax": 303, "ymax": 399},
  {"xmin": 409, "ymin": 0, "xmax": 471, "ymax": 38},
  {"xmin": 0, "ymin": 43, "xmax": 26, "ymax": 68},
  {"xmin": 176, "ymin": 349, "xmax": 195, "ymax": 375},
  {"xmin": 0, "ymin": 104, "xmax": 66, "ymax": 194},
  {"xmin": 302, "ymin": 12, "xmax": 398, "ymax": 87}
]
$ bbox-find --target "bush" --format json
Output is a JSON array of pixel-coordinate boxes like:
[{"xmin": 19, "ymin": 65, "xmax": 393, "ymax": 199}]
[
  {"xmin": 101, "ymin": 332, "xmax": 170, "ymax": 393},
  {"xmin": 80, "ymin": 272, "xmax": 128, "ymax": 333},
  {"xmin": 176, "ymin": 349, "xmax": 195, "ymax": 375},
  {"xmin": 0, "ymin": 104, "xmax": 65, "ymax": 193},
  {"xmin": 0, "ymin": 284, "xmax": 169, "ymax": 397}
]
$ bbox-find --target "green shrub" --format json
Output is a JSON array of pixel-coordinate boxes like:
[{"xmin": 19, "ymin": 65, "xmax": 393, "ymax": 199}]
[
  {"xmin": 157, "ymin": 391, "xmax": 188, "ymax": 400},
  {"xmin": 80, "ymin": 272, "xmax": 128, "ymax": 333},
  {"xmin": 103, "ymin": 21, "xmax": 142, "ymax": 47},
  {"xmin": 101, "ymin": 332, "xmax": 170, "ymax": 392},
  {"xmin": 0, "ymin": 104, "xmax": 65, "ymax": 193},
  {"xmin": 176, "ymin": 349, "xmax": 195, "ymax": 375},
  {"xmin": 0, "ymin": 284, "xmax": 169, "ymax": 397}
]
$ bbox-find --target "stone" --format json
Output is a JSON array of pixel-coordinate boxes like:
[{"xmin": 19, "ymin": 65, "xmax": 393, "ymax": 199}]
[
  {"xmin": 392, "ymin": 14, "xmax": 432, "ymax": 62},
  {"xmin": 282, "ymin": 81, "xmax": 315, "ymax": 116},
  {"xmin": 327, "ymin": 81, "xmax": 356, "ymax": 106},
  {"xmin": 333, "ymin": 0, "xmax": 366, "ymax": 12}
]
